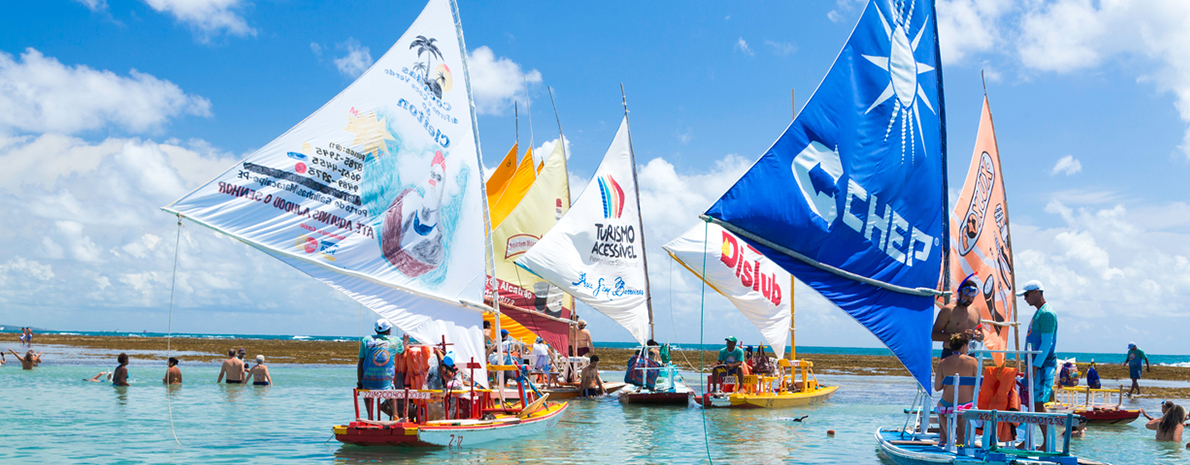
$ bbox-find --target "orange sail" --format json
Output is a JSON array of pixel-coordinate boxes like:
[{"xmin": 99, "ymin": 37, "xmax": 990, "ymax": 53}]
[
  {"xmin": 486, "ymin": 143, "xmax": 518, "ymax": 209},
  {"xmin": 948, "ymin": 96, "xmax": 1015, "ymax": 366}
]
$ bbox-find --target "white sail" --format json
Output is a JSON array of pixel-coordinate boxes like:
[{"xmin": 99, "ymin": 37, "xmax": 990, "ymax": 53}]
[
  {"xmin": 164, "ymin": 0, "xmax": 489, "ymax": 378},
  {"xmin": 516, "ymin": 117, "xmax": 650, "ymax": 345},
  {"xmin": 664, "ymin": 222, "xmax": 791, "ymax": 357}
]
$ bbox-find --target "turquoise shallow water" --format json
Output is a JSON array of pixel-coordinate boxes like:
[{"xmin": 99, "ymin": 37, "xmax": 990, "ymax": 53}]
[{"xmin": 1, "ymin": 359, "xmax": 1186, "ymax": 464}]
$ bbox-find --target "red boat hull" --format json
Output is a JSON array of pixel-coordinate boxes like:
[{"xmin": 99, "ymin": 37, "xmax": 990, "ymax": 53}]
[
  {"xmin": 620, "ymin": 391, "xmax": 692, "ymax": 405},
  {"xmin": 1078, "ymin": 408, "xmax": 1140, "ymax": 424}
]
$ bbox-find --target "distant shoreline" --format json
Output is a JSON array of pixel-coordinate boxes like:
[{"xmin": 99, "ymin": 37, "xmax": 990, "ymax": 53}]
[{"xmin": 13, "ymin": 333, "xmax": 1190, "ymax": 383}]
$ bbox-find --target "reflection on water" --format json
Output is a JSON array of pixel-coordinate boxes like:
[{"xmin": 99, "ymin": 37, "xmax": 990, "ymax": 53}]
[{"xmin": 0, "ymin": 364, "xmax": 1182, "ymax": 464}]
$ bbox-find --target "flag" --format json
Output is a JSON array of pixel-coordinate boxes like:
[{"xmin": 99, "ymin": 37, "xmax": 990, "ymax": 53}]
[{"xmin": 704, "ymin": 0, "xmax": 947, "ymax": 390}]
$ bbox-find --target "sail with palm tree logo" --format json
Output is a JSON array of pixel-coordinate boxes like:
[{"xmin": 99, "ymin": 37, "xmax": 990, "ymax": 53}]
[
  {"xmin": 702, "ymin": 0, "xmax": 948, "ymax": 391},
  {"xmin": 163, "ymin": 0, "xmax": 490, "ymax": 378}
]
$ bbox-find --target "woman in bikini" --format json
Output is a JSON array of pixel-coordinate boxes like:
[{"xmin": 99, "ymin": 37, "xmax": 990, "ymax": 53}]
[
  {"xmin": 248, "ymin": 355, "xmax": 272, "ymax": 386},
  {"xmin": 934, "ymin": 333, "xmax": 978, "ymax": 447},
  {"xmin": 1141, "ymin": 401, "xmax": 1184, "ymax": 442}
]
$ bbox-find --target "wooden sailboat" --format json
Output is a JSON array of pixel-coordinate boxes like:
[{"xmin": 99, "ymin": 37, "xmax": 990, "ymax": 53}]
[
  {"xmin": 164, "ymin": 0, "xmax": 567, "ymax": 448},
  {"xmin": 663, "ymin": 222, "xmax": 837, "ymax": 409}
]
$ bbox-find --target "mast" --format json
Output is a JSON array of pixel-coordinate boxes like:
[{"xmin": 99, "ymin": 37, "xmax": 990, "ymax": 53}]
[
  {"xmin": 515, "ymin": 101, "xmax": 519, "ymax": 152},
  {"xmin": 450, "ymin": 0, "xmax": 502, "ymax": 384},
  {"xmin": 547, "ymin": 86, "xmax": 576, "ymax": 330},
  {"xmin": 789, "ymin": 89, "xmax": 796, "ymax": 362},
  {"xmin": 525, "ymin": 76, "xmax": 535, "ymax": 164},
  {"xmin": 620, "ymin": 83, "xmax": 654, "ymax": 341}
]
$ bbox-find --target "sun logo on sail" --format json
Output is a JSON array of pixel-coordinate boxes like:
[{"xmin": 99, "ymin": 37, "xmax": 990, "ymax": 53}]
[
  {"xmin": 861, "ymin": 2, "xmax": 936, "ymax": 166},
  {"xmin": 597, "ymin": 175, "xmax": 625, "ymax": 219}
]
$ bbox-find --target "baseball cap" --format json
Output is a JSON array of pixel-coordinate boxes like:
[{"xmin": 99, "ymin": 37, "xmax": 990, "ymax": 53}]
[
  {"xmin": 375, "ymin": 318, "xmax": 393, "ymax": 333},
  {"xmin": 1016, "ymin": 280, "xmax": 1044, "ymax": 296},
  {"xmin": 725, "ymin": 336, "xmax": 738, "ymax": 343},
  {"xmin": 500, "ymin": 329, "xmax": 509, "ymax": 336},
  {"xmin": 1128, "ymin": 342, "xmax": 1136, "ymax": 349}
]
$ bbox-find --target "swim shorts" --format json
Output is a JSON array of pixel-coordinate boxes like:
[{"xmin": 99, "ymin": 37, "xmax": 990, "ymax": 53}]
[
  {"xmin": 1129, "ymin": 365, "xmax": 1142, "ymax": 380},
  {"xmin": 1033, "ymin": 366, "xmax": 1056, "ymax": 403}
]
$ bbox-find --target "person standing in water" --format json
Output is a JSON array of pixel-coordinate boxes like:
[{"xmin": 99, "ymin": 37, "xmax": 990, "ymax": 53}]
[
  {"xmin": 8, "ymin": 348, "xmax": 41, "ymax": 370},
  {"xmin": 217, "ymin": 348, "xmax": 246, "ymax": 384},
  {"xmin": 249, "ymin": 355, "xmax": 272, "ymax": 386},
  {"xmin": 1124, "ymin": 342, "xmax": 1151, "ymax": 396},
  {"xmin": 113, "ymin": 353, "xmax": 130, "ymax": 386},
  {"xmin": 580, "ymin": 355, "xmax": 607, "ymax": 397},
  {"xmin": 163, "ymin": 357, "xmax": 182, "ymax": 385}
]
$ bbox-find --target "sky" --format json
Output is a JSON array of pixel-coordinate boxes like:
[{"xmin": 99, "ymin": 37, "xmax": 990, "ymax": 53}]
[{"xmin": 2, "ymin": 0, "xmax": 1190, "ymax": 355}]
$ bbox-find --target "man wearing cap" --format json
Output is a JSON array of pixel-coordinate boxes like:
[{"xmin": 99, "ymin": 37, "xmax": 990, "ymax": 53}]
[
  {"xmin": 1019, "ymin": 280, "xmax": 1057, "ymax": 449},
  {"xmin": 358, "ymin": 319, "xmax": 404, "ymax": 418},
  {"xmin": 715, "ymin": 336, "xmax": 746, "ymax": 387},
  {"xmin": 932, "ymin": 274, "xmax": 984, "ymax": 359},
  {"xmin": 1124, "ymin": 342, "xmax": 1151, "ymax": 396}
]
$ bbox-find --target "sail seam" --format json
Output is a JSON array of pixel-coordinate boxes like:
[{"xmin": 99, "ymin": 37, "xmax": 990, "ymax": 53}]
[{"xmin": 701, "ymin": 215, "xmax": 946, "ymax": 298}]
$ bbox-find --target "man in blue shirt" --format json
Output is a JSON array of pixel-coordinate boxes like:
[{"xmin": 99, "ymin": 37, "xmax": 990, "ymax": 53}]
[
  {"xmin": 1019, "ymin": 280, "xmax": 1057, "ymax": 449},
  {"xmin": 358, "ymin": 319, "xmax": 404, "ymax": 418},
  {"xmin": 715, "ymin": 336, "xmax": 746, "ymax": 389},
  {"xmin": 1123, "ymin": 342, "xmax": 1150, "ymax": 396}
]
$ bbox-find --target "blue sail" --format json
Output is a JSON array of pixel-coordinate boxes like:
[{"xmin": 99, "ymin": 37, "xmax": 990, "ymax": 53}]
[{"xmin": 705, "ymin": 0, "xmax": 947, "ymax": 391}]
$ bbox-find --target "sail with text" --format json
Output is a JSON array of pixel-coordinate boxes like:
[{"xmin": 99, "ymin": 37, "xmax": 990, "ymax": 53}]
[
  {"xmin": 946, "ymin": 96, "xmax": 1014, "ymax": 366},
  {"xmin": 485, "ymin": 141, "xmax": 574, "ymax": 353},
  {"xmin": 704, "ymin": 0, "xmax": 948, "ymax": 391},
  {"xmin": 665, "ymin": 222, "xmax": 792, "ymax": 357},
  {"xmin": 163, "ymin": 0, "xmax": 489, "ymax": 382},
  {"xmin": 516, "ymin": 117, "xmax": 651, "ymax": 345}
]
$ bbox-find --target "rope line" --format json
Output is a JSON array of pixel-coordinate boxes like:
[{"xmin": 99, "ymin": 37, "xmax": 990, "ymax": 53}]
[
  {"xmin": 165, "ymin": 216, "xmax": 183, "ymax": 446},
  {"xmin": 698, "ymin": 220, "xmax": 712, "ymax": 464}
]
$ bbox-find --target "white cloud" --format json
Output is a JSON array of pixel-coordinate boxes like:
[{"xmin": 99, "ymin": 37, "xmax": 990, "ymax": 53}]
[
  {"xmin": 936, "ymin": 0, "xmax": 1012, "ymax": 65},
  {"xmin": 0, "ymin": 133, "xmax": 366, "ymax": 332},
  {"xmin": 143, "ymin": 0, "xmax": 255, "ymax": 41},
  {"xmin": 764, "ymin": 40, "xmax": 797, "ymax": 57},
  {"xmin": 828, "ymin": 0, "xmax": 865, "ymax": 24},
  {"xmin": 676, "ymin": 127, "xmax": 693, "ymax": 144},
  {"xmin": 466, "ymin": 46, "xmax": 542, "ymax": 115},
  {"xmin": 309, "ymin": 42, "xmax": 323, "ymax": 57},
  {"xmin": 1013, "ymin": 199, "xmax": 1190, "ymax": 336},
  {"xmin": 0, "ymin": 49, "xmax": 211, "ymax": 136},
  {"xmin": 1050, "ymin": 155, "xmax": 1082, "ymax": 176},
  {"xmin": 334, "ymin": 39, "xmax": 373, "ymax": 78},
  {"xmin": 75, "ymin": 0, "xmax": 107, "ymax": 11},
  {"xmin": 1014, "ymin": 0, "xmax": 1190, "ymax": 158},
  {"xmin": 533, "ymin": 136, "xmax": 572, "ymax": 167},
  {"xmin": 735, "ymin": 37, "xmax": 754, "ymax": 56}
]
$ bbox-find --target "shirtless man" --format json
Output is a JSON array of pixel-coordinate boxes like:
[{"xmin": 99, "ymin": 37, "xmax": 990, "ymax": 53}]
[
  {"xmin": 163, "ymin": 357, "xmax": 182, "ymax": 385},
  {"xmin": 574, "ymin": 320, "xmax": 594, "ymax": 357},
  {"xmin": 932, "ymin": 275, "xmax": 983, "ymax": 358},
  {"xmin": 217, "ymin": 348, "xmax": 246, "ymax": 384},
  {"xmin": 580, "ymin": 355, "xmax": 607, "ymax": 397},
  {"xmin": 8, "ymin": 348, "xmax": 41, "ymax": 370}
]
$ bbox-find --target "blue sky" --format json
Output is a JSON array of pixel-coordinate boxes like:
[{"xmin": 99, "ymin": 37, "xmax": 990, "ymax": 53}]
[{"xmin": 2, "ymin": 0, "xmax": 1190, "ymax": 355}]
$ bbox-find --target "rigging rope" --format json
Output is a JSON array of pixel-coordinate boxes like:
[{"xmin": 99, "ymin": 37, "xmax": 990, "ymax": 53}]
[
  {"xmin": 698, "ymin": 220, "xmax": 712, "ymax": 464},
  {"xmin": 165, "ymin": 216, "xmax": 183, "ymax": 445}
]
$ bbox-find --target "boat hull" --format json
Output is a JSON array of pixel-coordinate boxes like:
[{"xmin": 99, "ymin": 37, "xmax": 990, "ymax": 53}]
[
  {"xmin": 695, "ymin": 385, "xmax": 838, "ymax": 409},
  {"xmin": 1074, "ymin": 408, "xmax": 1139, "ymax": 425},
  {"xmin": 619, "ymin": 389, "xmax": 693, "ymax": 405},
  {"xmin": 875, "ymin": 428, "xmax": 1108, "ymax": 465},
  {"xmin": 333, "ymin": 402, "xmax": 568, "ymax": 448},
  {"xmin": 542, "ymin": 382, "xmax": 627, "ymax": 399}
]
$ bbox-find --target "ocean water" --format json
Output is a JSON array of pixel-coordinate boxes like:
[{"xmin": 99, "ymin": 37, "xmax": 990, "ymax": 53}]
[{"xmin": 1, "ymin": 354, "xmax": 1185, "ymax": 464}]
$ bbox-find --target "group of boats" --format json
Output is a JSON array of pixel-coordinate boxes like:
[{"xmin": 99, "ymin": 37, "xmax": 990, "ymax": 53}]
[{"xmin": 160, "ymin": 0, "xmax": 1113, "ymax": 462}]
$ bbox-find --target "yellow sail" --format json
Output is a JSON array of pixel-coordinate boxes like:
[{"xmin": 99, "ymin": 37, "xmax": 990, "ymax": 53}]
[
  {"xmin": 490, "ymin": 147, "xmax": 537, "ymax": 228},
  {"xmin": 485, "ymin": 143, "xmax": 518, "ymax": 209}
]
